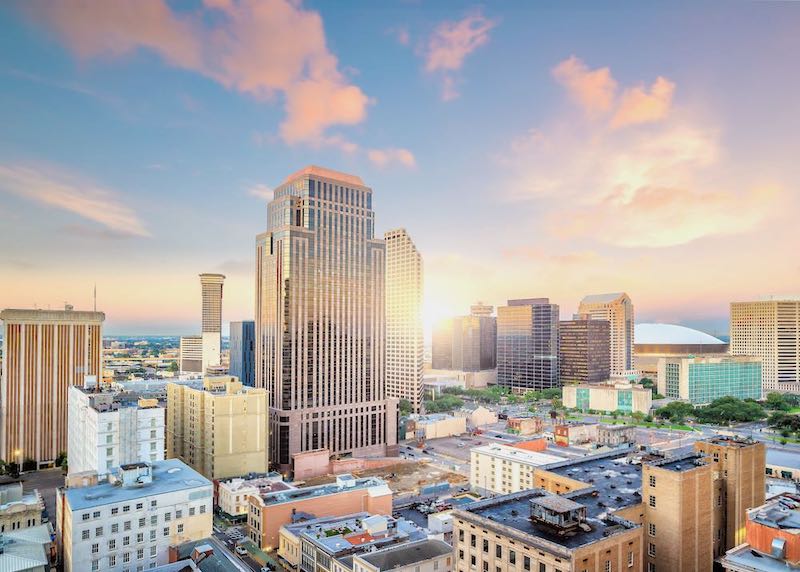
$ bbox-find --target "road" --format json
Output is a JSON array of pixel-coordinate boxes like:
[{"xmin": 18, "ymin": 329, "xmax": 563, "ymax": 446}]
[{"xmin": 212, "ymin": 523, "xmax": 288, "ymax": 572}]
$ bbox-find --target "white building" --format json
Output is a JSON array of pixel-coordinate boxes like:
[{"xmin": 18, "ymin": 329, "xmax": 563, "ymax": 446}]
[
  {"xmin": 56, "ymin": 459, "xmax": 212, "ymax": 572},
  {"xmin": 216, "ymin": 473, "xmax": 293, "ymax": 518},
  {"xmin": 179, "ymin": 336, "xmax": 203, "ymax": 374},
  {"xmin": 385, "ymin": 228, "xmax": 424, "ymax": 413},
  {"xmin": 470, "ymin": 443, "xmax": 563, "ymax": 495},
  {"xmin": 199, "ymin": 273, "xmax": 225, "ymax": 373},
  {"xmin": 67, "ymin": 383, "xmax": 165, "ymax": 478}
]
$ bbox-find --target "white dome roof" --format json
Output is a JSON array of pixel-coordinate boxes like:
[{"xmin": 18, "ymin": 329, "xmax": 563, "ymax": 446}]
[{"xmin": 635, "ymin": 323, "xmax": 724, "ymax": 345}]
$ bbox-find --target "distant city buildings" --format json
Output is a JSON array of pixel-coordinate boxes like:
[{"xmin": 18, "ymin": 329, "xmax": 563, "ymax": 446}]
[
  {"xmin": 56, "ymin": 460, "xmax": 212, "ymax": 572},
  {"xmin": 68, "ymin": 382, "xmax": 165, "ymax": 478},
  {"xmin": 431, "ymin": 303, "xmax": 497, "ymax": 372},
  {"xmin": 385, "ymin": 228, "xmax": 424, "ymax": 412},
  {"xmin": 0, "ymin": 306, "xmax": 104, "ymax": 468},
  {"xmin": 496, "ymin": 298, "xmax": 559, "ymax": 392},
  {"xmin": 166, "ymin": 375, "xmax": 268, "ymax": 480},
  {"xmin": 657, "ymin": 355, "xmax": 762, "ymax": 405},
  {"xmin": 558, "ymin": 318, "xmax": 611, "ymax": 384},
  {"xmin": 255, "ymin": 166, "xmax": 398, "ymax": 472},
  {"xmin": 228, "ymin": 320, "xmax": 255, "ymax": 386},
  {"xmin": 562, "ymin": 380, "xmax": 652, "ymax": 414},
  {"xmin": 578, "ymin": 292, "xmax": 635, "ymax": 377},
  {"xmin": 731, "ymin": 296, "xmax": 800, "ymax": 395},
  {"xmin": 179, "ymin": 273, "xmax": 225, "ymax": 375}
]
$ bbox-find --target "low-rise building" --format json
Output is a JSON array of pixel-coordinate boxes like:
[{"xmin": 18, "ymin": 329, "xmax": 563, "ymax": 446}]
[
  {"xmin": 217, "ymin": 473, "xmax": 293, "ymax": 519},
  {"xmin": 56, "ymin": 460, "xmax": 213, "ymax": 572},
  {"xmin": 247, "ymin": 474, "xmax": 393, "ymax": 551},
  {"xmin": 563, "ymin": 381, "xmax": 652, "ymax": 414},
  {"xmin": 68, "ymin": 383, "xmax": 165, "ymax": 478},
  {"xmin": 0, "ymin": 523, "xmax": 56, "ymax": 571},
  {"xmin": 470, "ymin": 443, "xmax": 563, "ymax": 495},
  {"xmin": 554, "ymin": 422, "xmax": 599, "ymax": 447},
  {"xmin": 455, "ymin": 404, "xmax": 498, "ymax": 428},
  {"xmin": 154, "ymin": 539, "xmax": 239, "ymax": 572},
  {"xmin": 657, "ymin": 355, "xmax": 762, "ymax": 405},
  {"xmin": 353, "ymin": 538, "xmax": 453, "ymax": 572},
  {"xmin": 405, "ymin": 414, "xmax": 466, "ymax": 440},
  {"xmin": 767, "ymin": 449, "xmax": 800, "ymax": 481},
  {"xmin": 0, "ymin": 482, "xmax": 44, "ymax": 532},
  {"xmin": 506, "ymin": 416, "xmax": 544, "ymax": 435},
  {"xmin": 598, "ymin": 424, "xmax": 637, "ymax": 446}
]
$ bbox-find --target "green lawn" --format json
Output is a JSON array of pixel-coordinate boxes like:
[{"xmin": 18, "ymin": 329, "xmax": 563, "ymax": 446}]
[{"xmin": 597, "ymin": 416, "xmax": 696, "ymax": 432}]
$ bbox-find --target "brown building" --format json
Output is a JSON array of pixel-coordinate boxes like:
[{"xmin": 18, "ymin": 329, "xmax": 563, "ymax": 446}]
[
  {"xmin": 0, "ymin": 307, "xmax": 104, "ymax": 467},
  {"xmin": 693, "ymin": 436, "xmax": 766, "ymax": 555},
  {"xmin": 559, "ymin": 318, "xmax": 611, "ymax": 384}
]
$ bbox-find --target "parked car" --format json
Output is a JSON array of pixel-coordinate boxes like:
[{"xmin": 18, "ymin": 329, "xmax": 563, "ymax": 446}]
[{"xmin": 235, "ymin": 546, "xmax": 248, "ymax": 557}]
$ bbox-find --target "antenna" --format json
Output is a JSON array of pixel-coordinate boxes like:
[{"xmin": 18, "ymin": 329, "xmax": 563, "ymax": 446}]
[{"xmin": 93, "ymin": 283, "xmax": 97, "ymax": 312}]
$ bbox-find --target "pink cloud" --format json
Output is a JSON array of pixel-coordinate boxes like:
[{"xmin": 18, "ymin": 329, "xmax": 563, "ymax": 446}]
[
  {"xmin": 552, "ymin": 56, "xmax": 617, "ymax": 116},
  {"xmin": 367, "ymin": 148, "xmax": 417, "ymax": 169},
  {"xmin": 23, "ymin": 0, "xmax": 370, "ymax": 145},
  {"xmin": 612, "ymin": 77, "xmax": 676, "ymax": 128}
]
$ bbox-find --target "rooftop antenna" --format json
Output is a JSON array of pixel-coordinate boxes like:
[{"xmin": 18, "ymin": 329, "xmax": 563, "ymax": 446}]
[{"xmin": 93, "ymin": 283, "xmax": 97, "ymax": 312}]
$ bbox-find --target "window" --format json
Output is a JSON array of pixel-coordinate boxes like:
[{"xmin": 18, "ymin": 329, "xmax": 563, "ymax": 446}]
[
  {"xmin": 604, "ymin": 561, "xmax": 612, "ymax": 572},
  {"xmin": 92, "ymin": 560, "xmax": 99, "ymax": 571},
  {"xmin": 109, "ymin": 555, "xmax": 116, "ymax": 566},
  {"xmin": 124, "ymin": 521, "xmax": 131, "ymax": 531},
  {"xmin": 459, "ymin": 549, "xmax": 464, "ymax": 561},
  {"xmin": 95, "ymin": 526, "xmax": 103, "ymax": 537},
  {"xmin": 123, "ymin": 536, "xmax": 130, "ymax": 546},
  {"xmin": 137, "ymin": 548, "xmax": 144, "ymax": 559},
  {"xmin": 628, "ymin": 551, "xmax": 634, "ymax": 567},
  {"xmin": 82, "ymin": 530, "xmax": 90, "ymax": 540},
  {"xmin": 93, "ymin": 511, "xmax": 101, "ymax": 519},
  {"xmin": 82, "ymin": 513, "xmax": 91, "ymax": 522},
  {"xmin": 200, "ymin": 504, "xmax": 207, "ymax": 514},
  {"xmin": 177, "ymin": 524, "xmax": 184, "ymax": 534},
  {"xmin": 189, "ymin": 507, "xmax": 196, "ymax": 517},
  {"xmin": 138, "ymin": 518, "xmax": 145, "ymax": 527},
  {"xmin": 109, "ymin": 540, "xmax": 116, "ymax": 550},
  {"xmin": 649, "ymin": 475, "xmax": 656, "ymax": 487},
  {"xmin": 136, "ymin": 503, "xmax": 143, "ymax": 510},
  {"xmin": 510, "ymin": 550, "xmax": 516, "ymax": 564},
  {"xmin": 112, "ymin": 523, "xmax": 119, "ymax": 534},
  {"xmin": 471, "ymin": 534, "xmax": 476, "ymax": 548},
  {"xmin": 539, "ymin": 564, "xmax": 546, "ymax": 572},
  {"xmin": 483, "ymin": 539, "xmax": 489, "ymax": 553},
  {"xmin": 459, "ymin": 530, "xmax": 464, "ymax": 542},
  {"xmin": 496, "ymin": 545, "xmax": 502, "ymax": 558},
  {"xmin": 137, "ymin": 533, "xmax": 144, "ymax": 543},
  {"xmin": 648, "ymin": 543, "xmax": 656, "ymax": 557},
  {"xmin": 91, "ymin": 543, "xmax": 99, "ymax": 554},
  {"xmin": 150, "ymin": 442, "xmax": 157, "ymax": 451},
  {"xmin": 150, "ymin": 530, "xmax": 156, "ymax": 541},
  {"xmin": 150, "ymin": 546, "xmax": 157, "ymax": 557},
  {"xmin": 106, "ymin": 447, "xmax": 113, "ymax": 456},
  {"xmin": 163, "ymin": 527, "xmax": 169, "ymax": 537},
  {"xmin": 123, "ymin": 552, "xmax": 131, "ymax": 563},
  {"xmin": 524, "ymin": 556, "xmax": 531, "ymax": 571},
  {"xmin": 648, "ymin": 523, "xmax": 656, "ymax": 537},
  {"xmin": 111, "ymin": 507, "xmax": 119, "ymax": 515},
  {"xmin": 648, "ymin": 495, "xmax": 656, "ymax": 508},
  {"xmin": 150, "ymin": 516, "xmax": 157, "ymax": 526},
  {"xmin": 165, "ymin": 513, "xmax": 172, "ymax": 522},
  {"xmin": 647, "ymin": 564, "xmax": 656, "ymax": 572},
  {"xmin": 150, "ymin": 500, "xmax": 157, "ymax": 508},
  {"xmin": 123, "ymin": 505, "xmax": 130, "ymax": 513}
]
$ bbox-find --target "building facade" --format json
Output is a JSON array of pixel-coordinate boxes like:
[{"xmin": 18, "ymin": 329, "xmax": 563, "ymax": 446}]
[
  {"xmin": 497, "ymin": 298, "xmax": 559, "ymax": 392},
  {"xmin": 656, "ymin": 355, "xmax": 762, "ymax": 405},
  {"xmin": 199, "ymin": 273, "xmax": 225, "ymax": 373},
  {"xmin": 178, "ymin": 336, "xmax": 203, "ymax": 374},
  {"xmin": 56, "ymin": 460, "xmax": 212, "ymax": 572},
  {"xmin": 229, "ymin": 320, "xmax": 255, "ymax": 386},
  {"xmin": 578, "ymin": 292, "xmax": 635, "ymax": 377},
  {"xmin": 0, "ymin": 482, "xmax": 44, "ymax": 532},
  {"xmin": 431, "ymin": 308, "xmax": 497, "ymax": 373},
  {"xmin": 255, "ymin": 166, "xmax": 398, "ymax": 472},
  {"xmin": 0, "ymin": 307, "xmax": 104, "ymax": 467},
  {"xmin": 470, "ymin": 443, "xmax": 563, "ymax": 495},
  {"xmin": 384, "ymin": 228, "xmax": 424, "ymax": 412},
  {"xmin": 68, "ymin": 384, "xmax": 165, "ymax": 478},
  {"xmin": 730, "ymin": 297, "xmax": 800, "ymax": 395},
  {"xmin": 354, "ymin": 539, "xmax": 453, "ymax": 572},
  {"xmin": 166, "ymin": 376, "xmax": 268, "ymax": 480},
  {"xmin": 562, "ymin": 382, "xmax": 652, "ymax": 414},
  {"xmin": 559, "ymin": 318, "xmax": 611, "ymax": 384}
]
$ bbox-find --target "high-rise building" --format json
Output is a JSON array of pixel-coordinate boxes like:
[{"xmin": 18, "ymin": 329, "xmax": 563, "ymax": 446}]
[
  {"xmin": 431, "ymin": 305, "xmax": 496, "ymax": 372},
  {"xmin": 496, "ymin": 298, "xmax": 559, "ymax": 392},
  {"xmin": 559, "ymin": 318, "xmax": 611, "ymax": 384},
  {"xmin": 255, "ymin": 166, "xmax": 398, "ymax": 472},
  {"xmin": 431, "ymin": 318, "xmax": 453, "ymax": 369},
  {"xmin": 199, "ymin": 273, "xmax": 224, "ymax": 372},
  {"xmin": 67, "ymin": 383, "xmax": 165, "ymax": 478},
  {"xmin": 0, "ymin": 306, "xmax": 104, "ymax": 468},
  {"xmin": 657, "ymin": 355, "xmax": 762, "ymax": 405},
  {"xmin": 730, "ymin": 297, "xmax": 800, "ymax": 395},
  {"xmin": 578, "ymin": 292, "xmax": 635, "ymax": 377},
  {"xmin": 178, "ymin": 335, "xmax": 203, "ymax": 373},
  {"xmin": 384, "ymin": 228, "xmax": 424, "ymax": 412},
  {"xmin": 229, "ymin": 320, "xmax": 255, "ymax": 386},
  {"xmin": 166, "ymin": 375, "xmax": 268, "ymax": 479}
]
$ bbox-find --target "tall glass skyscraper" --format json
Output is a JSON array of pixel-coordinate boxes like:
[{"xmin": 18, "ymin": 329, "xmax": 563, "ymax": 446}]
[
  {"xmin": 497, "ymin": 298, "xmax": 559, "ymax": 392},
  {"xmin": 229, "ymin": 320, "xmax": 255, "ymax": 386},
  {"xmin": 255, "ymin": 166, "xmax": 398, "ymax": 471}
]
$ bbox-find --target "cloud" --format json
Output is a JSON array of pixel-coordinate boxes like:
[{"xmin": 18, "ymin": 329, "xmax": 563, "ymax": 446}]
[
  {"xmin": 247, "ymin": 184, "xmax": 273, "ymax": 201},
  {"xmin": 0, "ymin": 164, "xmax": 149, "ymax": 237},
  {"xmin": 552, "ymin": 56, "xmax": 617, "ymax": 116},
  {"xmin": 612, "ymin": 77, "xmax": 676, "ymax": 128},
  {"xmin": 367, "ymin": 148, "xmax": 417, "ymax": 169},
  {"xmin": 22, "ymin": 0, "xmax": 370, "ymax": 145},
  {"xmin": 423, "ymin": 12, "xmax": 497, "ymax": 100},
  {"xmin": 388, "ymin": 26, "xmax": 410, "ymax": 46}
]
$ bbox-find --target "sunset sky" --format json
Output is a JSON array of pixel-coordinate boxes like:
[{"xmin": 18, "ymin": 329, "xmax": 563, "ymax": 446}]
[{"xmin": 1, "ymin": 0, "xmax": 799, "ymax": 336}]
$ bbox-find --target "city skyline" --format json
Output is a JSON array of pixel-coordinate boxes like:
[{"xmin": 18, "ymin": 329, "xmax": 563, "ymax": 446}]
[{"xmin": 1, "ymin": 1, "xmax": 799, "ymax": 336}]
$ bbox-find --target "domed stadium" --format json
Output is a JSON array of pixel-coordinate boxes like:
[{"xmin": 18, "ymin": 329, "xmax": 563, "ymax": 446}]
[{"xmin": 634, "ymin": 323, "xmax": 728, "ymax": 377}]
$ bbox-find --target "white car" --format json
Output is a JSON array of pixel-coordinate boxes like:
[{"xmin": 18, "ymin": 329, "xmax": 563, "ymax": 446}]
[{"xmin": 235, "ymin": 546, "xmax": 248, "ymax": 557}]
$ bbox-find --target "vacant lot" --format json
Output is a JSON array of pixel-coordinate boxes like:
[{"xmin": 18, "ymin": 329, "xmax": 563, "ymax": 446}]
[{"xmin": 302, "ymin": 460, "xmax": 467, "ymax": 494}]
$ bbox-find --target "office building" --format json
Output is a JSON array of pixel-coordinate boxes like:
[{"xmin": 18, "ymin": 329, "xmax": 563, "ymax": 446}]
[
  {"xmin": 431, "ymin": 319, "xmax": 453, "ymax": 370},
  {"xmin": 0, "ymin": 306, "xmax": 104, "ymax": 467},
  {"xmin": 731, "ymin": 297, "xmax": 800, "ymax": 395},
  {"xmin": 166, "ymin": 375, "xmax": 268, "ymax": 480},
  {"xmin": 431, "ymin": 305, "xmax": 496, "ymax": 372},
  {"xmin": 657, "ymin": 355, "xmax": 762, "ymax": 405},
  {"xmin": 694, "ymin": 436, "xmax": 765, "ymax": 554},
  {"xmin": 0, "ymin": 482, "xmax": 44, "ymax": 532},
  {"xmin": 562, "ymin": 381, "xmax": 653, "ymax": 414},
  {"xmin": 634, "ymin": 323, "xmax": 727, "ymax": 379},
  {"xmin": 385, "ymin": 228, "xmax": 424, "ymax": 412},
  {"xmin": 229, "ymin": 320, "xmax": 255, "ymax": 386},
  {"xmin": 56, "ymin": 460, "xmax": 212, "ymax": 572},
  {"xmin": 178, "ymin": 336, "xmax": 203, "ymax": 374},
  {"xmin": 246, "ymin": 474, "xmax": 392, "ymax": 550},
  {"xmin": 199, "ymin": 273, "xmax": 224, "ymax": 372},
  {"xmin": 255, "ymin": 166, "xmax": 398, "ymax": 472},
  {"xmin": 720, "ymin": 492, "xmax": 800, "ymax": 571},
  {"xmin": 354, "ymin": 539, "xmax": 453, "ymax": 572},
  {"xmin": 559, "ymin": 318, "xmax": 611, "ymax": 384},
  {"xmin": 470, "ymin": 443, "xmax": 563, "ymax": 495},
  {"xmin": 496, "ymin": 298, "xmax": 559, "ymax": 392},
  {"xmin": 578, "ymin": 292, "xmax": 635, "ymax": 377},
  {"xmin": 68, "ymin": 383, "xmax": 165, "ymax": 478}
]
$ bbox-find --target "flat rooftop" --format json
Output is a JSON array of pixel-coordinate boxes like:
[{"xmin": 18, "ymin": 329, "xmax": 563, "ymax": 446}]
[
  {"xmin": 767, "ymin": 449, "xmax": 800, "ymax": 470},
  {"xmin": 721, "ymin": 544, "xmax": 800, "ymax": 572},
  {"xmin": 649, "ymin": 454, "xmax": 707, "ymax": 472},
  {"xmin": 259, "ymin": 477, "xmax": 389, "ymax": 506},
  {"xmin": 472, "ymin": 443, "xmax": 563, "ymax": 466},
  {"xmin": 700, "ymin": 435, "xmax": 760, "ymax": 448},
  {"xmin": 64, "ymin": 459, "xmax": 211, "ymax": 511},
  {"xmin": 749, "ymin": 493, "xmax": 800, "ymax": 530},
  {"xmin": 357, "ymin": 539, "xmax": 453, "ymax": 570}
]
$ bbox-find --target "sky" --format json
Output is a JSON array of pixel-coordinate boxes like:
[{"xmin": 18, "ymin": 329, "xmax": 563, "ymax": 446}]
[{"xmin": 0, "ymin": 0, "xmax": 799, "ymax": 337}]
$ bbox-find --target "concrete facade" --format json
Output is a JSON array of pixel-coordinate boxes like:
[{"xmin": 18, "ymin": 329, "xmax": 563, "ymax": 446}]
[
  {"xmin": 563, "ymin": 381, "xmax": 652, "ymax": 414},
  {"xmin": 657, "ymin": 355, "xmax": 762, "ymax": 405},
  {"xmin": 578, "ymin": 292, "xmax": 635, "ymax": 377}
]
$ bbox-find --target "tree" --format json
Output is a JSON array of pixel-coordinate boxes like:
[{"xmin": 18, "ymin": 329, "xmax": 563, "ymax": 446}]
[
  {"xmin": 55, "ymin": 451, "xmax": 67, "ymax": 467},
  {"xmin": 168, "ymin": 361, "xmax": 179, "ymax": 373},
  {"xmin": 656, "ymin": 401, "xmax": 695, "ymax": 423},
  {"xmin": 765, "ymin": 392, "xmax": 792, "ymax": 411},
  {"xmin": 398, "ymin": 399, "xmax": 413, "ymax": 416},
  {"xmin": 423, "ymin": 395, "xmax": 464, "ymax": 413},
  {"xmin": 631, "ymin": 411, "xmax": 646, "ymax": 422},
  {"xmin": 694, "ymin": 396, "xmax": 766, "ymax": 425}
]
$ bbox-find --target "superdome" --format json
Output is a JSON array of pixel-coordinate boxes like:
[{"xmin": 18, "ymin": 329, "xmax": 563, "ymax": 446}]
[{"xmin": 635, "ymin": 323, "xmax": 724, "ymax": 346}]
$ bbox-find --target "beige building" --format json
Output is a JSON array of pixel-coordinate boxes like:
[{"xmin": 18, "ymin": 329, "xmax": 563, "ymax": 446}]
[
  {"xmin": 563, "ymin": 380, "xmax": 652, "ymax": 414},
  {"xmin": 578, "ymin": 292, "xmax": 635, "ymax": 377},
  {"xmin": 216, "ymin": 474, "xmax": 293, "ymax": 518},
  {"xmin": 166, "ymin": 375, "xmax": 268, "ymax": 480},
  {"xmin": 598, "ymin": 424, "xmax": 637, "ymax": 446},
  {"xmin": 0, "ymin": 306, "xmax": 104, "ymax": 467},
  {"xmin": 199, "ymin": 273, "xmax": 224, "ymax": 373},
  {"xmin": 178, "ymin": 335, "xmax": 203, "ymax": 374},
  {"xmin": 405, "ymin": 414, "xmax": 466, "ymax": 440},
  {"xmin": 0, "ymin": 482, "xmax": 44, "ymax": 532},
  {"xmin": 353, "ymin": 539, "xmax": 453, "ymax": 572},
  {"xmin": 385, "ymin": 228, "xmax": 424, "ymax": 413},
  {"xmin": 470, "ymin": 443, "xmax": 563, "ymax": 495},
  {"xmin": 455, "ymin": 404, "xmax": 497, "ymax": 427},
  {"xmin": 730, "ymin": 297, "xmax": 800, "ymax": 394}
]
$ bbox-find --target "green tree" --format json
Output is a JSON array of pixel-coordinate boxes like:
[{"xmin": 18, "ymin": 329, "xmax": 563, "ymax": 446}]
[
  {"xmin": 423, "ymin": 395, "xmax": 464, "ymax": 413},
  {"xmin": 168, "ymin": 361, "xmax": 179, "ymax": 373},
  {"xmin": 765, "ymin": 392, "xmax": 792, "ymax": 411},
  {"xmin": 655, "ymin": 401, "xmax": 695, "ymax": 423},
  {"xmin": 398, "ymin": 399, "xmax": 413, "ymax": 416},
  {"xmin": 694, "ymin": 396, "xmax": 766, "ymax": 425}
]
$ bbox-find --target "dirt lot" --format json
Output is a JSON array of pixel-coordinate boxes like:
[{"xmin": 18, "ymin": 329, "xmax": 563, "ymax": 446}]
[{"xmin": 302, "ymin": 460, "xmax": 467, "ymax": 494}]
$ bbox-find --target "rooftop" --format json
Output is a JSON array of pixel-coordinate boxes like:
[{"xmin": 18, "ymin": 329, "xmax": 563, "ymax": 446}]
[
  {"xmin": 648, "ymin": 454, "xmax": 707, "ymax": 472},
  {"xmin": 257, "ymin": 477, "xmax": 390, "ymax": 506},
  {"xmin": 472, "ymin": 443, "xmax": 563, "ymax": 466},
  {"xmin": 0, "ymin": 307, "xmax": 105, "ymax": 323},
  {"xmin": 580, "ymin": 292, "xmax": 627, "ymax": 305},
  {"xmin": 63, "ymin": 459, "xmax": 211, "ymax": 511},
  {"xmin": 0, "ymin": 524, "xmax": 52, "ymax": 572},
  {"xmin": 634, "ymin": 323, "xmax": 724, "ymax": 346},
  {"xmin": 294, "ymin": 512, "xmax": 425, "ymax": 557},
  {"xmin": 767, "ymin": 449, "xmax": 800, "ymax": 470},
  {"xmin": 153, "ymin": 539, "xmax": 235, "ymax": 572},
  {"xmin": 748, "ymin": 493, "xmax": 800, "ymax": 530},
  {"xmin": 721, "ymin": 544, "xmax": 800, "ymax": 572},
  {"xmin": 281, "ymin": 165, "xmax": 366, "ymax": 187},
  {"xmin": 356, "ymin": 539, "xmax": 453, "ymax": 570}
]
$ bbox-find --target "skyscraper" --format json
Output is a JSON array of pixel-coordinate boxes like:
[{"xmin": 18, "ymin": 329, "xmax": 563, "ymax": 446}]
[
  {"xmin": 730, "ymin": 297, "xmax": 800, "ymax": 395},
  {"xmin": 229, "ymin": 320, "xmax": 255, "ymax": 386},
  {"xmin": 559, "ymin": 318, "xmax": 611, "ymax": 384},
  {"xmin": 384, "ymin": 228, "xmax": 424, "ymax": 412},
  {"xmin": 496, "ymin": 298, "xmax": 559, "ymax": 392},
  {"xmin": 199, "ymin": 273, "xmax": 224, "ymax": 372},
  {"xmin": 0, "ymin": 306, "xmax": 104, "ymax": 468},
  {"xmin": 431, "ymin": 318, "xmax": 453, "ymax": 369},
  {"xmin": 255, "ymin": 166, "xmax": 398, "ymax": 472},
  {"xmin": 578, "ymin": 292, "xmax": 635, "ymax": 377},
  {"xmin": 431, "ymin": 304, "xmax": 496, "ymax": 372}
]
